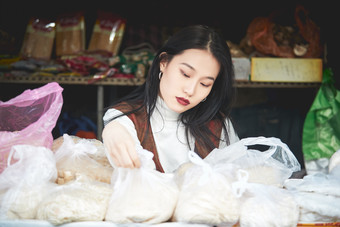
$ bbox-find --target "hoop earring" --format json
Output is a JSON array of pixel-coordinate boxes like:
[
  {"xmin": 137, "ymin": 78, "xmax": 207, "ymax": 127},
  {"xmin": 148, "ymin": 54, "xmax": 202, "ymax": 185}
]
[
  {"xmin": 201, "ymin": 97, "xmax": 206, "ymax": 102},
  {"xmin": 159, "ymin": 71, "xmax": 163, "ymax": 80}
]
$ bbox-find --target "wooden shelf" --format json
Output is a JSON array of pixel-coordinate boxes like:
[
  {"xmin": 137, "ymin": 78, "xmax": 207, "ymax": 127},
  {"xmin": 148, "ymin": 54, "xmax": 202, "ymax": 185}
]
[
  {"xmin": 0, "ymin": 75, "xmax": 321, "ymax": 88},
  {"xmin": 0, "ymin": 75, "xmax": 146, "ymax": 86},
  {"xmin": 235, "ymin": 80, "xmax": 321, "ymax": 88}
]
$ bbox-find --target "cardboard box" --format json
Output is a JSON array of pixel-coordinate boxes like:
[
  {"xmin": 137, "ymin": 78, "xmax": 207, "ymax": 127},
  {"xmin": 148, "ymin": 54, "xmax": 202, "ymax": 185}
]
[
  {"xmin": 250, "ymin": 57, "xmax": 323, "ymax": 82},
  {"xmin": 232, "ymin": 57, "xmax": 250, "ymax": 81}
]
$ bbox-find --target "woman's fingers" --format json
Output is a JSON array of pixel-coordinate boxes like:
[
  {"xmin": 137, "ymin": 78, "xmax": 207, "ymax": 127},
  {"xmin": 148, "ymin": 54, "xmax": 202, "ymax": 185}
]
[{"xmin": 102, "ymin": 120, "xmax": 141, "ymax": 169}]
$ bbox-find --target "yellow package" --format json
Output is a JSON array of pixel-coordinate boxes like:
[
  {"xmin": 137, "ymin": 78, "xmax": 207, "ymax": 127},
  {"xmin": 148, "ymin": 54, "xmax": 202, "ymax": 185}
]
[
  {"xmin": 88, "ymin": 12, "xmax": 126, "ymax": 56},
  {"xmin": 55, "ymin": 12, "xmax": 85, "ymax": 57}
]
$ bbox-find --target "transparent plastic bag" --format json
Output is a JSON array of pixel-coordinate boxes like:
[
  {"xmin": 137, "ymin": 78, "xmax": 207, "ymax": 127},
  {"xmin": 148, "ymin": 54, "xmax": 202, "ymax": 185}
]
[
  {"xmin": 54, "ymin": 134, "xmax": 113, "ymax": 184},
  {"xmin": 329, "ymin": 150, "xmax": 340, "ymax": 176},
  {"xmin": 291, "ymin": 192, "xmax": 340, "ymax": 223},
  {"xmin": 36, "ymin": 176, "xmax": 113, "ymax": 225},
  {"xmin": 0, "ymin": 82, "xmax": 63, "ymax": 173},
  {"xmin": 172, "ymin": 151, "xmax": 241, "ymax": 226},
  {"xmin": 105, "ymin": 148, "xmax": 179, "ymax": 224},
  {"xmin": 239, "ymin": 183, "xmax": 299, "ymax": 227},
  {"xmin": 284, "ymin": 167, "xmax": 340, "ymax": 222},
  {"xmin": 0, "ymin": 145, "xmax": 57, "ymax": 220},
  {"xmin": 205, "ymin": 136, "xmax": 301, "ymax": 187}
]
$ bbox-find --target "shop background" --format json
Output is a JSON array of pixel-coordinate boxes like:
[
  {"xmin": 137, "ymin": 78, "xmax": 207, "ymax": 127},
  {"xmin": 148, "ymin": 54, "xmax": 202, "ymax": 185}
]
[{"xmin": 0, "ymin": 0, "xmax": 338, "ymax": 170}]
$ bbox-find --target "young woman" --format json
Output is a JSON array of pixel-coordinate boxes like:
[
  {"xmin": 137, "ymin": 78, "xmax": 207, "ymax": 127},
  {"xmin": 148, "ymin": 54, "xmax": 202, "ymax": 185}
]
[{"xmin": 102, "ymin": 25, "xmax": 239, "ymax": 173}]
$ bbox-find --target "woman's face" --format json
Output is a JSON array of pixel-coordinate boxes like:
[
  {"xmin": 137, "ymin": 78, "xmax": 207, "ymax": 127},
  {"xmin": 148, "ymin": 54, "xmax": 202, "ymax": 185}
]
[{"xmin": 159, "ymin": 49, "xmax": 220, "ymax": 113}]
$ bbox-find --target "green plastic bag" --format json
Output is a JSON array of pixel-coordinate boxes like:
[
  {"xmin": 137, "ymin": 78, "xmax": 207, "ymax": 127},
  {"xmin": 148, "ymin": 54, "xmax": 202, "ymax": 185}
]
[{"xmin": 302, "ymin": 68, "xmax": 340, "ymax": 161}]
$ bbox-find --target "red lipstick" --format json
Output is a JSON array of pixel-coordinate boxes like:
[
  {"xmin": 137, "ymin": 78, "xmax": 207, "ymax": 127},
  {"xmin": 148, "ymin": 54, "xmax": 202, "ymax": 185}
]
[{"xmin": 176, "ymin": 97, "xmax": 190, "ymax": 106}]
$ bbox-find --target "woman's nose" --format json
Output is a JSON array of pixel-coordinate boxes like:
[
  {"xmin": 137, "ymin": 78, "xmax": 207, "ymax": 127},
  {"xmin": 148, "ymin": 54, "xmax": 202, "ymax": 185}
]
[{"xmin": 183, "ymin": 81, "xmax": 197, "ymax": 96}]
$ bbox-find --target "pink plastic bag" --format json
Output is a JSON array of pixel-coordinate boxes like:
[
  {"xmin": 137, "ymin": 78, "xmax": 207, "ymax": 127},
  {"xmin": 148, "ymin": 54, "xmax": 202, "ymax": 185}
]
[{"xmin": 0, "ymin": 82, "xmax": 63, "ymax": 173}]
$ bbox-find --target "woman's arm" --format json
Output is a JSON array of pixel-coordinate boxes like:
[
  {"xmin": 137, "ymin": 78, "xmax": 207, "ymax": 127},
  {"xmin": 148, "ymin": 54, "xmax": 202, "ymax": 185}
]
[{"xmin": 102, "ymin": 109, "xmax": 143, "ymax": 168}]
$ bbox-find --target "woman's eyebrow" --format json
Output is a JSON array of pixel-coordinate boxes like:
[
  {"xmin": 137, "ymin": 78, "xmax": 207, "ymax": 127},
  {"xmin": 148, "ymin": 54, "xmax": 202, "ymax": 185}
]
[{"xmin": 180, "ymin": 62, "xmax": 195, "ymax": 71}]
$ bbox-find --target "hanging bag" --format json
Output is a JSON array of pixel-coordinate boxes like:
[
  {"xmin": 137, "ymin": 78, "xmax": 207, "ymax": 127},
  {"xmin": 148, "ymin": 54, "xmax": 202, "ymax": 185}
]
[
  {"xmin": 302, "ymin": 68, "xmax": 340, "ymax": 164},
  {"xmin": 0, "ymin": 82, "xmax": 63, "ymax": 173}
]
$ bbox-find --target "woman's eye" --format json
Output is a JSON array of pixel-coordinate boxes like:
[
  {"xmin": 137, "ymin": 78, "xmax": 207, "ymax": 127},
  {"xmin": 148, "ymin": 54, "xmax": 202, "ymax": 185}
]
[
  {"xmin": 180, "ymin": 70, "xmax": 190, "ymax": 78},
  {"xmin": 200, "ymin": 83, "xmax": 209, "ymax": 87}
]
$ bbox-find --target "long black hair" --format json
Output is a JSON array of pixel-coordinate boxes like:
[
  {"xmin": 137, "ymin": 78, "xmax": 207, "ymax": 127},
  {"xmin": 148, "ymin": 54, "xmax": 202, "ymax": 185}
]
[{"xmin": 107, "ymin": 25, "xmax": 236, "ymax": 150}]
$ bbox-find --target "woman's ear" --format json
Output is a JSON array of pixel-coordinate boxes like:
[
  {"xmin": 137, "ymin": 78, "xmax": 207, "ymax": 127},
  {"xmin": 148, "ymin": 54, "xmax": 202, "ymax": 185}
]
[
  {"xmin": 160, "ymin": 61, "xmax": 166, "ymax": 71},
  {"xmin": 159, "ymin": 52, "xmax": 167, "ymax": 71}
]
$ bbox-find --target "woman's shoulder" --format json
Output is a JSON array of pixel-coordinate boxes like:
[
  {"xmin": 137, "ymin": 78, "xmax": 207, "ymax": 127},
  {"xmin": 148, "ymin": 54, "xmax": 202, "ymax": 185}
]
[{"xmin": 113, "ymin": 100, "xmax": 144, "ymax": 112}]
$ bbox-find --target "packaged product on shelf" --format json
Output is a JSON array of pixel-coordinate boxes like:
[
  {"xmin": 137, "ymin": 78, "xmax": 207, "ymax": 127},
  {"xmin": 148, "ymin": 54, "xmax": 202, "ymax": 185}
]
[
  {"xmin": 88, "ymin": 11, "xmax": 126, "ymax": 56},
  {"xmin": 246, "ymin": 5, "xmax": 323, "ymax": 58},
  {"xmin": 55, "ymin": 12, "xmax": 85, "ymax": 57},
  {"xmin": 20, "ymin": 17, "xmax": 55, "ymax": 60}
]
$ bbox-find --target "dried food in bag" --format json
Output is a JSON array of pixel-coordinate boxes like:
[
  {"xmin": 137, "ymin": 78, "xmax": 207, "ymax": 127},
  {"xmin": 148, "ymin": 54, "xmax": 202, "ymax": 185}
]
[
  {"xmin": 88, "ymin": 11, "xmax": 126, "ymax": 56},
  {"xmin": 54, "ymin": 134, "xmax": 113, "ymax": 184},
  {"xmin": 55, "ymin": 12, "xmax": 85, "ymax": 56},
  {"xmin": 105, "ymin": 148, "xmax": 179, "ymax": 224},
  {"xmin": 36, "ymin": 176, "xmax": 113, "ymax": 225},
  {"xmin": 239, "ymin": 183, "xmax": 299, "ymax": 227},
  {"xmin": 172, "ymin": 151, "xmax": 241, "ymax": 226},
  {"xmin": 20, "ymin": 17, "xmax": 55, "ymax": 60},
  {"xmin": 0, "ymin": 145, "xmax": 57, "ymax": 219},
  {"xmin": 205, "ymin": 136, "xmax": 301, "ymax": 187}
]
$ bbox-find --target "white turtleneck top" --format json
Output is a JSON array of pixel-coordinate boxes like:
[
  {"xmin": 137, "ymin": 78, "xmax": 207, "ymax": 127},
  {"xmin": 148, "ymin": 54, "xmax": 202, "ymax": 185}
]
[{"xmin": 103, "ymin": 97, "xmax": 239, "ymax": 173}]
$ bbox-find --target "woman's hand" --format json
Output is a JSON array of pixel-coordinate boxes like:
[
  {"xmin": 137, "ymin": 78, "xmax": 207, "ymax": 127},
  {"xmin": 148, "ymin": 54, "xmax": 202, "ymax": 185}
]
[{"xmin": 102, "ymin": 120, "xmax": 141, "ymax": 168}]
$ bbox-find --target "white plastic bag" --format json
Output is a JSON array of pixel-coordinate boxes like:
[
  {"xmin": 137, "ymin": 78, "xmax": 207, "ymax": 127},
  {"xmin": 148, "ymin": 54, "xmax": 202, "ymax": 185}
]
[
  {"xmin": 0, "ymin": 145, "xmax": 57, "ymax": 219},
  {"xmin": 239, "ymin": 183, "xmax": 299, "ymax": 227},
  {"xmin": 292, "ymin": 192, "xmax": 340, "ymax": 222},
  {"xmin": 54, "ymin": 134, "xmax": 113, "ymax": 184},
  {"xmin": 284, "ymin": 172, "xmax": 340, "ymax": 222},
  {"xmin": 172, "ymin": 151, "xmax": 241, "ymax": 226},
  {"xmin": 284, "ymin": 172, "xmax": 340, "ymax": 197},
  {"xmin": 105, "ymin": 148, "xmax": 179, "ymax": 224},
  {"xmin": 36, "ymin": 176, "xmax": 113, "ymax": 225},
  {"xmin": 329, "ymin": 149, "xmax": 340, "ymax": 176},
  {"xmin": 205, "ymin": 136, "xmax": 301, "ymax": 187}
]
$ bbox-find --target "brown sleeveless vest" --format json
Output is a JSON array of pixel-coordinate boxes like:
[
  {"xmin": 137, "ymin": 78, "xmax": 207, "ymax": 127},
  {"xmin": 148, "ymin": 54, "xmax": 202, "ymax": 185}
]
[{"xmin": 113, "ymin": 102, "xmax": 222, "ymax": 172}]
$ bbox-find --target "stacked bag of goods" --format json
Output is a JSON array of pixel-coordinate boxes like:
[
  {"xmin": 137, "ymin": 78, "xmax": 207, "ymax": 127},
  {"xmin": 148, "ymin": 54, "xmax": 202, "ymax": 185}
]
[
  {"xmin": 0, "ymin": 83, "xmax": 338, "ymax": 227},
  {"xmin": 3, "ymin": 135, "xmax": 331, "ymax": 226},
  {"xmin": 0, "ymin": 134, "xmax": 178, "ymax": 225},
  {"xmin": 284, "ymin": 150, "xmax": 340, "ymax": 223},
  {"xmin": 0, "ymin": 134, "xmax": 114, "ymax": 225},
  {"xmin": 171, "ymin": 137, "xmax": 302, "ymax": 227}
]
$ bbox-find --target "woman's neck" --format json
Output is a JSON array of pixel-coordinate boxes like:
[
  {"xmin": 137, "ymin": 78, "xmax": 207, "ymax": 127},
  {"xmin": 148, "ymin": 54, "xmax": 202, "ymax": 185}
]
[{"xmin": 155, "ymin": 96, "xmax": 179, "ymax": 121}]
